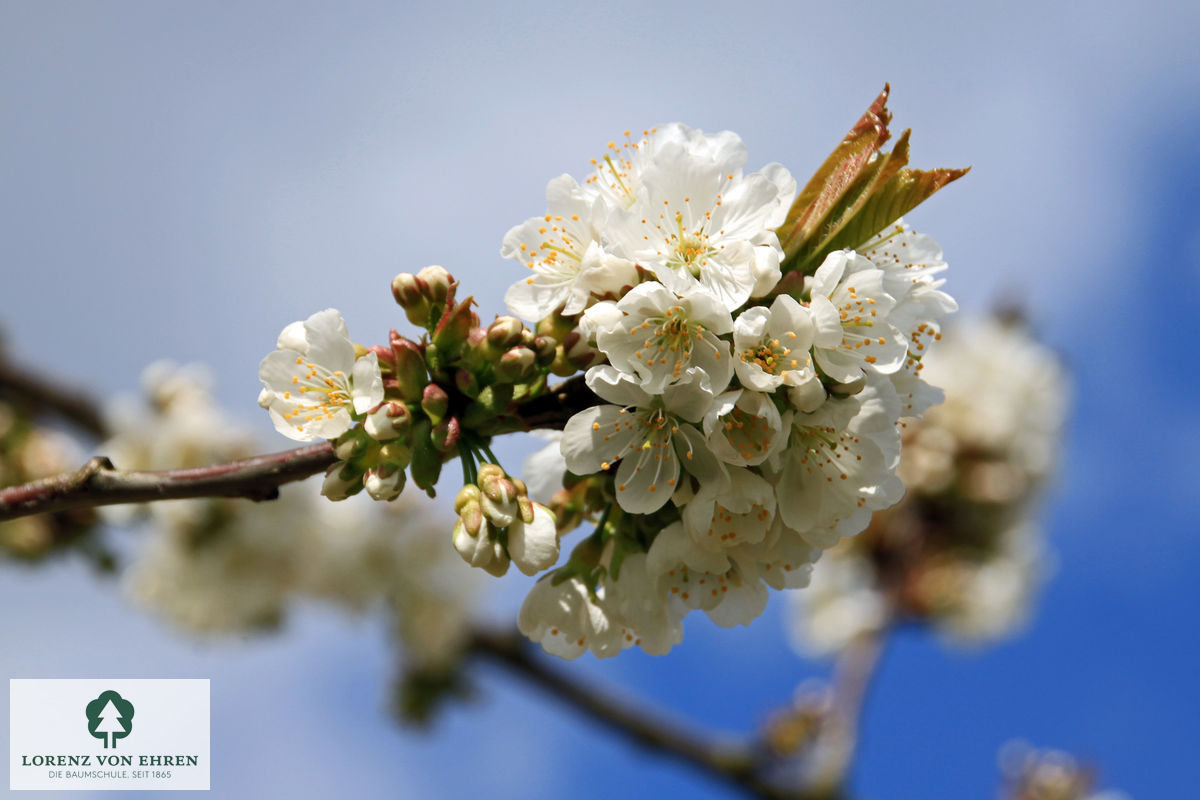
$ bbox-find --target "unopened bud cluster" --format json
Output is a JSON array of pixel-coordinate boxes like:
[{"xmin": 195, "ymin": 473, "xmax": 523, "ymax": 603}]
[
  {"xmin": 452, "ymin": 464, "xmax": 558, "ymax": 577},
  {"xmin": 259, "ymin": 265, "xmax": 574, "ymax": 509}
]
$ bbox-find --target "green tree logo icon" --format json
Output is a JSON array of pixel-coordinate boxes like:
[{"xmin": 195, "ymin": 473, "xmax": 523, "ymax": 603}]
[{"xmin": 85, "ymin": 690, "xmax": 134, "ymax": 749}]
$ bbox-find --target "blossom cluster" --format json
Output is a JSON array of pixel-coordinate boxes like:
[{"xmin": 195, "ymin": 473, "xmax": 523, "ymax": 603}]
[
  {"xmin": 788, "ymin": 317, "xmax": 1068, "ymax": 654},
  {"xmin": 255, "ymin": 98, "xmax": 966, "ymax": 659},
  {"xmin": 505, "ymin": 127, "xmax": 957, "ymax": 658}
]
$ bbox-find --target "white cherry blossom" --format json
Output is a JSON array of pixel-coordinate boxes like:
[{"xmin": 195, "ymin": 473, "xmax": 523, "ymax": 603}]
[
  {"xmin": 605, "ymin": 140, "xmax": 794, "ymax": 312},
  {"xmin": 732, "ymin": 293, "xmax": 818, "ymax": 393},
  {"xmin": 702, "ymin": 389, "xmax": 788, "ymax": 467},
  {"xmin": 771, "ymin": 374, "xmax": 903, "ymax": 546},
  {"xmin": 682, "ymin": 467, "xmax": 777, "ymax": 551},
  {"xmin": 502, "ymin": 175, "xmax": 637, "ymax": 322},
  {"xmin": 560, "ymin": 366, "xmax": 725, "ymax": 514},
  {"xmin": 517, "ymin": 574, "xmax": 626, "ymax": 659},
  {"xmin": 584, "ymin": 124, "xmax": 747, "ymax": 210},
  {"xmin": 594, "ymin": 281, "xmax": 733, "ymax": 394},
  {"xmin": 258, "ymin": 309, "xmax": 383, "ymax": 442},
  {"xmin": 808, "ymin": 250, "xmax": 907, "ymax": 383}
]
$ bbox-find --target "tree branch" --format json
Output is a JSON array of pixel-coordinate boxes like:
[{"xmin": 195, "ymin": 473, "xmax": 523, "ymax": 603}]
[
  {"xmin": 513, "ymin": 374, "xmax": 598, "ymax": 430},
  {"xmin": 804, "ymin": 629, "xmax": 887, "ymax": 796},
  {"xmin": 0, "ymin": 444, "xmax": 338, "ymax": 521},
  {"xmin": 469, "ymin": 628, "xmax": 809, "ymax": 800},
  {"xmin": 0, "ymin": 355, "xmax": 109, "ymax": 438},
  {"xmin": 0, "ymin": 372, "xmax": 601, "ymax": 522}
]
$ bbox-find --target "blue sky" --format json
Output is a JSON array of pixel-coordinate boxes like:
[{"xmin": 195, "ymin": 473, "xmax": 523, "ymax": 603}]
[{"xmin": 2, "ymin": 1, "xmax": 1199, "ymax": 797}]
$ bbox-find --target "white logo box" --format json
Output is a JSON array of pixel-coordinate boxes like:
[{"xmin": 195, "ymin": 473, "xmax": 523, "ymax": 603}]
[{"xmin": 10, "ymin": 679, "xmax": 209, "ymax": 791}]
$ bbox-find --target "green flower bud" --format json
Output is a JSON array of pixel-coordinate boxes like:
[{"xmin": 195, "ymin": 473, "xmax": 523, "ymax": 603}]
[
  {"xmin": 495, "ymin": 346, "xmax": 537, "ymax": 383},
  {"xmin": 563, "ymin": 331, "xmax": 600, "ymax": 370},
  {"xmin": 476, "ymin": 384, "xmax": 513, "ymax": 413},
  {"xmin": 536, "ymin": 312, "xmax": 575, "ymax": 342},
  {"xmin": 391, "ymin": 272, "xmax": 432, "ymax": 327},
  {"xmin": 416, "ymin": 265, "xmax": 454, "ymax": 307},
  {"xmin": 333, "ymin": 428, "xmax": 371, "ymax": 461},
  {"xmin": 431, "ymin": 298, "xmax": 477, "ymax": 360},
  {"xmin": 531, "ymin": 334, "xmax": 558, "ymax": 367},
  {"xmin": 364, "ymin": 401, "xmax": 412, "ymax": 442},
  {"xmin": 431, "ymin": 415, "xmax": 461, "ymax": 453},
  {"xmin": 454, "ymin": 368, "xmax": 480, "ymax": 399},
  {"xmin": 408, "ymin": 418, "xmax": 442, "ymax": 495},
  {"xmin": 378, "ymin": 441, "xmax": 411, "ymax": 469},
  {"xmin": 421, "ymin": 383, "xmax": 450, "ymax": 425},
  {"xmin": 487, "ymin": 315, "xmax": 526, "ymax": 351},
  {"xmin": 389, "ymin": 331, "xmax": 428, "ymax": 403}
]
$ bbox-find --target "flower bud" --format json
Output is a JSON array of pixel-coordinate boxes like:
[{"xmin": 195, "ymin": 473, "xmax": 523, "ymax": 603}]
[
  {"xmin": 487, "ymin": 315, "xmax": 526, "ymax": 351},
  {"xmin": 452, "ymin": 517, "xmax": 493, "ymax": 567},
  {"xmin": 516, "ymin": 493, "xmax": 536, "ymax": 525},
  {"xmin": 563, "ymin": 331, "xmax": 600, "ymax": 369},
  {"xmin": 364, "ymin": 464, "xmax": 405, "ymax": 502},
  {"xmin": 378, "ymin": 441, "xmax": 411, "ymax": 468},
  {"xmin": 536, "ymin": 312, "xmax": 575, "ymax": 342},
  {"xmin": 552, "ymin": 331, "xmax": 600, "ymax": 375},
  {"xmin": 333, "ymin": 428, "xmax": 371, "ymax": 461},
  {"xmin": 421, "ymin": 383, "xmax": 450, "ymax": 425},
  {"xmin": 457, "ymin": 496, "xmax": 485, "ymax": 539},
  {"xmin": 508, "ymin": 503, "xmax": 561, "ymax": 576},
  {"xmin": 364, "ymin": 401, "xmax": 412, "ymax": 442},
  {"xmin": 391, "ymin": 272, "xmax": 432, "ymax": 327},
  {"xmin": 531, "ymin": 335, "xmax": 558, "ymax": 367},
  {"xmin": 432, "ymin": 298, "xmax": 477, "ymax": 360},
  {"xmin": 454, "ymin": 484, "xmax": 483, "ymax": 515},
  {"xmin": 408, "ymin": 418, "xmax": 443, "ymax": 495},
  {"xmin": 476, "ymin": 383, "xmax": 514, "ymax": 413},
  {"xmin": 431, "ymin": 415, "xmax": 461, "ymax": 453},
  {"xmin": 389, "ymin": 331, "xmax": 428, "ymax": 403},
  {"xmin": 321, "ymin": 462, "xmax": 363, "ymax": 501},
  {"xmin": 367, "ymin": 344, "xmax": 396, "ymax": 374},
  {"xmin": 416, "ymin": 265, "xmax": 454, "ymax": 307},
  {"xmin": 454, "ymin": 367, "xmax": 480, "ymax": 398},
  {"xmin": 477, "ymin": 464, "xmax": 511, "ymax": 499},
  {"xmin": 495, "ymin": 346, "xmax": 538, "ymax": 383}
]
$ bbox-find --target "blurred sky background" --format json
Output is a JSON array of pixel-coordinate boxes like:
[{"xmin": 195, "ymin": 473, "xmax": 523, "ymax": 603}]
[{"xmin": 2, "ymin": 1, "xmax": 1199, "ymax": 797}]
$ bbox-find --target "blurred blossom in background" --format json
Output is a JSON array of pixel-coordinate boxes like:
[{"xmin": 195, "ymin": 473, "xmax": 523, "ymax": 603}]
[
  {"xmin": 789, "ymin": 315, "xmax": 1069, "ymax": 654},
  {"xmin": 2, "ymin": 1, "xmax": 1198, "ymax": 798}
]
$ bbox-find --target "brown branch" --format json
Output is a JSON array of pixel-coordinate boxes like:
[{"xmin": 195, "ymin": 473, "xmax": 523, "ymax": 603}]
[
  {"xmin": 469, "ymin": 628, "xmax": 808, "ymax": 800},
  {"xmin": 0, "ymin": 373, "xmax": 601, "ymax": 522},
  {"xmin": 0, "ymin": 356, "xmax": 109, "ymax": 438},
  {"xmin": 514, "ymin": 374, "xmax": 599, "ymax": 430},
  {"xmin": 804, "ymin": 629, "xmax": 887, "ymax": 796},
  {"xmin": 0, "ymin": 444, "xmax": 338, "ymax": 521}
]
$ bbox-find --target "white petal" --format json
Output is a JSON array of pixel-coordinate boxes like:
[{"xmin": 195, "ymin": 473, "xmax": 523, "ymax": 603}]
[
  {"xmin": 508, "ymin": 505, "xmax": 560, "ymax": 575},
  {"xmin": 351, "ymin": 352, "xmax": 384, "ymax": 414},
  {"xmin": 561, "ymin": 405, "xmax": 637, "ymax": 475}
]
